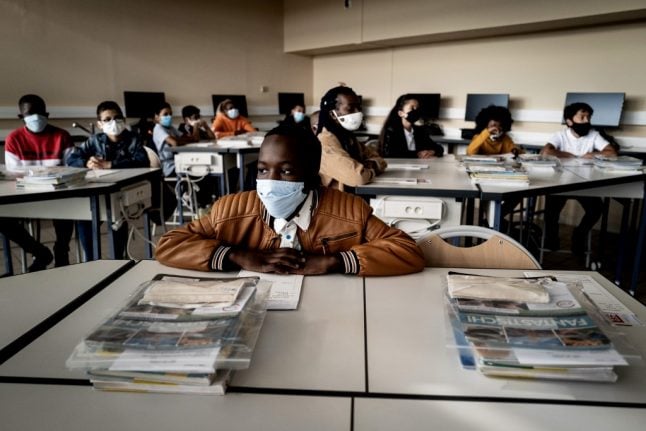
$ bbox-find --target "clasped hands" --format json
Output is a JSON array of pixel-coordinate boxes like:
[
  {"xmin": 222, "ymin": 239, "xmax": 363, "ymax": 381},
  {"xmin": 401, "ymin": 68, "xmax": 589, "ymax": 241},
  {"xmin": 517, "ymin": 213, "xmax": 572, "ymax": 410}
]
[
  {"xmin": 87, "ymin": 156, "xmax": 111, "ymax": 169},
  {"xmin": 228, "ymin": 247, "xmax": 342, "ymax": 275}
]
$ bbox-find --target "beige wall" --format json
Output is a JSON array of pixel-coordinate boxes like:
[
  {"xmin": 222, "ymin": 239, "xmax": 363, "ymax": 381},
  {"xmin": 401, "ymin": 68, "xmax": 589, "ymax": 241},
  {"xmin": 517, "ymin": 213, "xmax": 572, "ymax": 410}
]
[
  {"xmin": 313, "ymin": 21, "xmax": 646, "ymax": 144},
  {"xmin": 0, "ymin": 0, "xmax": 312, "ymax": 130}
]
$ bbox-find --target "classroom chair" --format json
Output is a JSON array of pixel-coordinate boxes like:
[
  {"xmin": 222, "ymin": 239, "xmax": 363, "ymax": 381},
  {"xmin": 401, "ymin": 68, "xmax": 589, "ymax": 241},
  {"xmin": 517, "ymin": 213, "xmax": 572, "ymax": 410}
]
[{"xmin": 417, "ymin": 225, "xmax": 541, "ymax": 270}]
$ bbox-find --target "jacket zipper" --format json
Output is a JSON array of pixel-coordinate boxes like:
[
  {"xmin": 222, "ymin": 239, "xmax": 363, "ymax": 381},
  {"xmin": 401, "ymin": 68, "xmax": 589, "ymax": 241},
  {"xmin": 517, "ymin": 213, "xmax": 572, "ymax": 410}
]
[{"xmin": 320, "ymin": 232, "xmax": 357, "ymax": 255}]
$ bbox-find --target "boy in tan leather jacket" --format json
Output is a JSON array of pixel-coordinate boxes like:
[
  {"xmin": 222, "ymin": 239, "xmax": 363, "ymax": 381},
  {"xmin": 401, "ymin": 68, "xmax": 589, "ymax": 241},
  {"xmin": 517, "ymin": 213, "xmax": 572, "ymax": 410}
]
[{"xmin": 156, "ymin": 124, "xmax": 425, "ymax": 276}]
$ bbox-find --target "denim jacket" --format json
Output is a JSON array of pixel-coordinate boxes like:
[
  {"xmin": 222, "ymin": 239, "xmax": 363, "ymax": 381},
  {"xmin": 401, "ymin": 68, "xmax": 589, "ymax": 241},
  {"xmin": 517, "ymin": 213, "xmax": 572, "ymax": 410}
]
[{"xmin": 66, "ymin": 129, "xmax": 149, "ymax": 169}]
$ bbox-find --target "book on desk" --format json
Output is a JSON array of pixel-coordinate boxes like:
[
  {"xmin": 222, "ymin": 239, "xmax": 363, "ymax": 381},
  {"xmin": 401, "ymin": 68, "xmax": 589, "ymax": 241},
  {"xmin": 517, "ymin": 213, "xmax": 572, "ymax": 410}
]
[
  {"xmin": 445, "ymin": 273, "xmax": 629, "ymax": 382},
  {"xmin": 67, "ymin": 274, "xmax": 272, "ymax": 395}
]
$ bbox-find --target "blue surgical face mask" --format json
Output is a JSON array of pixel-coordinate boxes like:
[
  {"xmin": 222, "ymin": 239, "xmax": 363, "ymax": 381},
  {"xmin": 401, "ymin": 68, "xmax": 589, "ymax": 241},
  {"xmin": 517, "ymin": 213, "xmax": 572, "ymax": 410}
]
[
  {"xmin": 293, "ymin": 111, "xmax": 305, "ymax": 123},
  {"xmin": 24, "ymin": 114, "xmax": 48, "ymax": 133},
  {"xmin": 256, "ymin": 179, "xmax": 306, "ymax": 220},
  {"xmin": 227, "ymin": 108, "xmax": 239, "ymax": 119},
  {"xmin": 160, "ymin": 115, "xmax": 173, "ymax": 127}
]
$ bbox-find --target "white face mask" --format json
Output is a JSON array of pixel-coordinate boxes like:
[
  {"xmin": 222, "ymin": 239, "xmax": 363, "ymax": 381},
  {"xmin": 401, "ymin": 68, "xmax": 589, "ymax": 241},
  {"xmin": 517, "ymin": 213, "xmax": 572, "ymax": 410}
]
[
  {"xmin": 293, "ymin": 111, "xmax": 305, "ymax": 123},
  {"xmin": 256, "ymin": 179, "xmax": 306, "ymax": 220},
  {"xmin": 226, "ymin": 108, "xmax": 239, "ymax": 119},
  {"xmin": 333, "ymin": 111, "xmax": 363, "ymax": 131},
  {"xmin": 24, "ymin": 114, "xmax": 48, "ymax": 133},
  {"xmin": 102, "ymin": 119, "xmax": 126, "ymax": 136}
]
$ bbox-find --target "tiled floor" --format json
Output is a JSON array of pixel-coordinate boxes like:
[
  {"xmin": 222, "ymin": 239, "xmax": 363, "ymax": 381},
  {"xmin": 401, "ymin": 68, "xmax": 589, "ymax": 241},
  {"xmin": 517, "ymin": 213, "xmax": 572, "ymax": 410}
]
[{"xmin": 2, "ymin": 219, "xmax": 645, "ymax": 305}]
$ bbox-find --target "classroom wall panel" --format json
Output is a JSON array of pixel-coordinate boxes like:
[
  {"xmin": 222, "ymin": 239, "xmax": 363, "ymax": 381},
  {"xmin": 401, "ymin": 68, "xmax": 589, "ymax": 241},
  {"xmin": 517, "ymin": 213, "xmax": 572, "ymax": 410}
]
[
  {"xmin": 285, "ymin": 0, "xmax": 646, "ymax": 54},
  {"xmin": 313, "ymin": 21, "xmax": 646, "ymax": 147},
  {"xmin": 0, "ymin": 0, "xmax": 312, "ymax": 126}
]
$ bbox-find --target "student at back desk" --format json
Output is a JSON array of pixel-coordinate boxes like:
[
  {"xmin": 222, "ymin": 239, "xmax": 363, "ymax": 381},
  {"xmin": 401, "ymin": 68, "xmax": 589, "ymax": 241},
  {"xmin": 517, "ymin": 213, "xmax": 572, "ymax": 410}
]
[
  {"xmin": 66, "ymin": 101, "xmax": 149, "ymax": 260},
  {"xmin": 4, "ymin": 94, "xmax": 75, "ymax": 269}
]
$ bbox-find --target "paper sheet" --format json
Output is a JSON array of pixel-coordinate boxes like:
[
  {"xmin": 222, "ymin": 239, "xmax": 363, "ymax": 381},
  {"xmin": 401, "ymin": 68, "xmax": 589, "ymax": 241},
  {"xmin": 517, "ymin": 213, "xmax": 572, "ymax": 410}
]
[{"xmin": 238, "ymin": 270, "xmax": 303, "ymax": 310}]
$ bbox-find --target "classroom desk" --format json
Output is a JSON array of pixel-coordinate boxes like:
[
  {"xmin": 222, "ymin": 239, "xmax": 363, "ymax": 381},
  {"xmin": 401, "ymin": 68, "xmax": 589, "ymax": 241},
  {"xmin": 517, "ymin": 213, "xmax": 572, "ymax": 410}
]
[
  {"xmin": 0, "ymin": 260, "xmax": 132, "ymax": 363},
  {"xmin": 0, "ymin": 384, "xmax": 351, "ymax": 431},
  {"xmin": 0, "ymin": 260, "xmax": 366, "ymax": 395},
  {"xmin": 171, "ymin": 139, "xmax": 261, "ymax": 194},
  {"xmin": 0, "ymin": 168, "xmax": 160, "ymax": 260},
  {"xmin": 354, "ymin": 156, "xmax": 479, "ymax": 199},
  {"xmin": 364, "ymin": 268, "xmax": 646, "ymax": 406},
  {"xmin": 1, "ymin": 263, "xmax": 646, "ymax": 430},
  {"xmin": 354, "ymin": 398, "xmax": 646, "ymax": 431}
]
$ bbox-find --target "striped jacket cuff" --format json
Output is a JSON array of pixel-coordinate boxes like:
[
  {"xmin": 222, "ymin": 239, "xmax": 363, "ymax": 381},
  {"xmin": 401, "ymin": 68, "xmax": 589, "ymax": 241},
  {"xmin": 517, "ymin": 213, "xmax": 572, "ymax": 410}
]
[
  {"xmin": 211, "ymin": 246, "xmax": 232, "ymax": 271},
  {"xmin": 339, "ymin": 250, "xmax": 360, "ymax": 275}
]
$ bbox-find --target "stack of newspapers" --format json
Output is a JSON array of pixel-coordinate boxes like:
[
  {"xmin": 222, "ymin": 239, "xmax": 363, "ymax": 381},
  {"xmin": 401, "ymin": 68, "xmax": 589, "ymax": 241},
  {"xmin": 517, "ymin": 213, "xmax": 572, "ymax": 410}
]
[
  {"xmin": 593, "ymin": 155, "xmax": 643, "ymax": 172},
  {"xmin": 446, "ymin": 273, "xmax": 628, "ymax": 382},
  {"xmin": 519, "ymin": 154, "xmax": 560, "ymax": 169},
  {"xmin": 66, "ymin": 274, "xmax": 270, "ymax": 395},
  {"xmin": 460, "ymin": 155, "xmax": 529, "ymax": 187},
  {"xmin": 16, "ymin": 166, "xmax": 88, "ymax": 190}
]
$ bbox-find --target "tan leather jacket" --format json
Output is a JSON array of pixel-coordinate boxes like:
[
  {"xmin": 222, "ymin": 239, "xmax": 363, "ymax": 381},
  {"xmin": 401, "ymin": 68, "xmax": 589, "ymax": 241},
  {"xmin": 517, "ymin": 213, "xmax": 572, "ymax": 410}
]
[
  {"xmin": 318, "ymin": 128, "xmax": 387, "ymax": 190},
  {"xmin": 156, "ymin": 187, "xmax": 425, "ymax": 277}
]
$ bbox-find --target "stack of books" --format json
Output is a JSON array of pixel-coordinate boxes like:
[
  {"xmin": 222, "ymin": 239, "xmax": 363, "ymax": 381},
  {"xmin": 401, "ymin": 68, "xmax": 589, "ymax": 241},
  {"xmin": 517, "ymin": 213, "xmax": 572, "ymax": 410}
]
[
  {"xmin": 16, "ymin": 166, "xmax": 88, "ymax": 190},
  {"xmin": 593, "ymin": 155, "xmax": 643, "ymax": 172},
  {"xmin": 468, "ymin": 168, "xmax": 529, "ymax": 187},
  {"xmin": 519, "ymin": 154, "xmax": 560, "ymax": 169},
  {"xmin": 66, "ymin": 274, "xmax": 270, "ymax": 395},
  {"xmin": 446, "ymin": 273, "xmax": 628, "ymax": 382}
]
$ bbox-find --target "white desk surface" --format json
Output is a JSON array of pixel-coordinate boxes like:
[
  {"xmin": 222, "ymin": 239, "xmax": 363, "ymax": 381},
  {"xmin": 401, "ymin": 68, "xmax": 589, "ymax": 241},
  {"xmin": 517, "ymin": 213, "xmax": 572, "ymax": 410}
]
[
  {"xmin": 0, "ymin": 260, "xmax": 130, "ymax": 354},
  {"xmin": 0, "ymin": 178, "xmax": 113, "ymax": 204},
  {"xmin": 354, "ymin": 398, "xmax": 646, "ymax": 431},
  {"xmin": 355, "ymin": 156, "xmax": 479, "ymax": 197},
  {"xmin": 364, "ymin": 268, "xmax": 646, "ymax": 404},
  {"xmin": 0, "ymin": 383, "xmax": 351, "ymax": 431},
  {"xmin": 231, "ymin": 273, "xmax": 365, "ymax": 392},
  {"xmin": 0, "ymin": 260, "xmax": 366, "ymax": 393}
]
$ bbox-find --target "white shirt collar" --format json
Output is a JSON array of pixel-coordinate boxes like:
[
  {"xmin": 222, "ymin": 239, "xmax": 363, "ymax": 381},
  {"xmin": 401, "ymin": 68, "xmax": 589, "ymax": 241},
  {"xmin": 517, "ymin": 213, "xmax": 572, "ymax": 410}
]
[{"xmin": 272, "ymin": 191, "xmax": 314, "ymax": 248}]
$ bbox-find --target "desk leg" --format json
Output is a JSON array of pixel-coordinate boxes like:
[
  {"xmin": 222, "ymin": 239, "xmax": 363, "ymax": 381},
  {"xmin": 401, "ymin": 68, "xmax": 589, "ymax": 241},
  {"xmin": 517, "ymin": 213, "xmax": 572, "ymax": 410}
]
[
  {"xmin": 237, "ymin": 153, "xmax": 245, "ymax": 192},
  {"xmin": 104, "ymin": 194, "xmax": 116, "ymax": 259},
  {"xmin": 143, "ymin": 211, "xmax": 152, "ymax": 259},
  {"xmin": 176, "ymin": 177, "xmax": 184, "ymax": 225},
  {"xmin": 90, "ymin": 195, "xmax": 101, "ymax": 260},
  {"xmin": 1, "ymin": 233, "xmax": 13, "ymax": 276},
  {"xmin": 614, "ymin": 199, "xmax": 630, "ymax": 286},
  {"xmin": 629, "ymin": 183, "xmax": 646, "ymax": 296},
  {"xmin": 492, "ymin": 200, "xmax": 503, "ymax": 232}
]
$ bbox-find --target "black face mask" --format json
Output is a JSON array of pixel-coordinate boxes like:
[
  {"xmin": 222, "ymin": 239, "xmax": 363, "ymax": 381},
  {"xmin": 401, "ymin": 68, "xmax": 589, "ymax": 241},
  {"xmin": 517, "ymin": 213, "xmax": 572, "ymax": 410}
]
[
  {"xmin": 405, "ymin": 110, "xmax": 421, "ymax": 124},
  {"xmin": 570, "ymin": 121, "xmax": 591, "ymax": 137}
]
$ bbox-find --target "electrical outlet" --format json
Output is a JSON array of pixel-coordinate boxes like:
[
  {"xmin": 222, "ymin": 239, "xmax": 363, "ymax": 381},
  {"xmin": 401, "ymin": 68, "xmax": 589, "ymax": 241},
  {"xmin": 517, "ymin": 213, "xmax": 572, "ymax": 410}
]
[{"xmin": 120, "ymin": 182, "xmax": 152, "ymax": 207}]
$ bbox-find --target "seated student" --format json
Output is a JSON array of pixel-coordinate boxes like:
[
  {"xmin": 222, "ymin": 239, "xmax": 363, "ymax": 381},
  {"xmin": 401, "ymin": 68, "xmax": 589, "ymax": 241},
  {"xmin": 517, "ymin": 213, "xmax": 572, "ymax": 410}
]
[
  {"xmin": 279, "ymin": 103, "xmax": 311, "ymax": 131},
  {"xmin": 541, "ymin": 102, "xmax": 617, "ymax": 254},
  {"xmin": 152, "ymin": 102, "xmax": 197, "ymax": 177},
  {"xmin": 66, "ymin": 101, "xmax": 150, "ymax": 260},
  {"xmin": 178, "ymin": 105, "xmax": 219, "ymax": 207},
  {"xmin": 155, "ymin": 124, "xmax": 425, "ymax": 276},
  {"xmin": 378, "ymin": 94, "xmax": 444, "ymax": 159},
  {"xmin": 316, "ymin": 86, "xmax": 387, "ymax": 190},
  {"xmin": 466, "ymin": 105, "xmax": 518, "ymax": 155},
  {"xmin": 178, "ymin": 105, "xmax": 215, "ymax": 141},
  {"xmin": 0, "ymin": 219, "xmax": 52, "ymax": 272},
  {"xmin": 4, "ymin": 94, "xmax": 74, "ymax": 268},
  {"xmin": 210, "ymin": 99, "xmax": 256, "ymax": 139}
]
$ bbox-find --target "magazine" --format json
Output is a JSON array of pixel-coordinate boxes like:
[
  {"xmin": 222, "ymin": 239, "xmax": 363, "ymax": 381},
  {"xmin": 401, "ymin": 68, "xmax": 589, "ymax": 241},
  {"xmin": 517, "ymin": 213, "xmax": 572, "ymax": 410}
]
[
  {"xmin": 117, "ymin": 275, "xmax": 259, "ymax": 321},
  {"xmin": 90, "ymin": 369, "xmax": 232, "ymax": 395},
  {"xmin": 448, "ymin": 276, "xmax": 584, "ymax": 316}
]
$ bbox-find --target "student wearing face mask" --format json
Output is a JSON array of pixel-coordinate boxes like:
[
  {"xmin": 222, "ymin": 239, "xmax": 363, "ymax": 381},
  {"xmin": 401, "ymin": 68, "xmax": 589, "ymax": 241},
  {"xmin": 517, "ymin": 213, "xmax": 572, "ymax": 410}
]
[
  {"xmin": 178, "ymin": 105, "xmax": 215, "ymax": 141},
  {"xmin": 279, "ymin": 103, "xmax": 311, "ymax": 131},
  {"xmin": 155, "ymin": 124, "xmax": 425, "ymax": 276},
  {"xmin": 541, "ymin": 102, "xmax": 617, "ymax": 255},
  {"xmin": 210, "ymin": 99, "xmax": 256, "ymax": 139},
  {"xmin": 316, "ymin": 85, "xmax": 387, "ymax": 190},
  {"xmin": 467, "ymin": 105, "xmax": 518, "ymax": 155},
  {"xmin": 379, "ymin": 94, "xmax": 444, "ymax": 159},
  {"xmin": 66, "ymin": 101, "xmax": 150, "ymax": 260},
  {"xmin": 4, "ymin": 94, "xmax": 75, "ymax": 269},
  {"xmin": 152, "ymin": 102, "xmax": 197, "ymax": 177}
]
